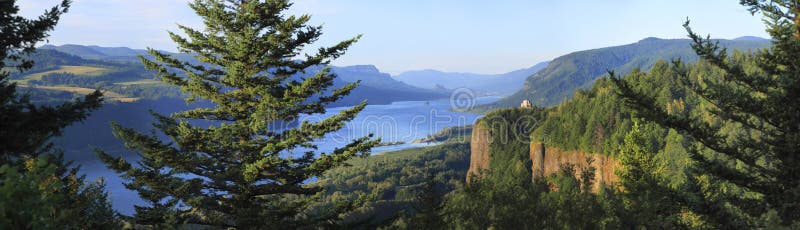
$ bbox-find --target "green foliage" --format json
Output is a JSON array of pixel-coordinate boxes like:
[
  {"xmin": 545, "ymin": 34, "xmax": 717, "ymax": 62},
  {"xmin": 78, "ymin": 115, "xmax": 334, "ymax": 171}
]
[
  {"xmin": 15, "ymin": 87, "xmax": 82, "ymax": 105},
  {"xmin": 529, "ymin": 78, "xmax": 633, "ymax": 155},
  {"xmin": 529, "ymin": 61, "xmax": 693, "ymax": 157},
  {"xmin": 480, "ymin": 37, "xmax": 770, "ymax": 110},
  {"xmin": 314, "ymin": 143, "xmax": 470, "ymax": 227},
  {"xmin": 438, "ymin": 108, "xmax": 627, "ymax": 229},
  {"xmin": 21, "ymin": 46, "xmax": 447, "ymax": 106},
  {"xmin": 414, "ymin": 125, "xmax": 473, "ymax": 143},
  {"xmin": 612, "ymin": 1, "xmax": 800, "ymax": 227},
  {"xmin": 96, "ymin": 0, "xmax": 378, "ymax": 228},
  {"xmin": 0, "ymin": 0, "xmax": 103, "ymax": 161},
  {"xmin": 105, "ymin": 83, "xmax": 183, "ymax": 100},
  {"xmin": 443, "ymin": 162, "xmax": 623, "ymax": 230},
  {"xmin": 0, "ymin": 155, "xmax": 122, "ymax": 229},
  {"xmin": 407, "ymin": 173, "xmax": 446, "ymax": 229},
  {"xmin": 616, "ymin": 121, "xmax": 688, "ymax": 228},
  {"xmin": 0, "ymin": 1, "xmax": 120, "ymax": 228},
  {"xmin": 7, "ymin": 49, "xmax": 111, "ymax": 80},
  {"xmin": 32, "ymin": 67, "xmax": 148, "ymax": 87},
  {"xmin": 481, "ymin": 108, "xmax": 545, "ymax": 186}
]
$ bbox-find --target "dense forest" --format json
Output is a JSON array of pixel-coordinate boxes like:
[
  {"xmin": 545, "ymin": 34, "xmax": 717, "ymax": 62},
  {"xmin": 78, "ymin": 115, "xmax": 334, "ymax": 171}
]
[
  {"xmin": 1, "ymin": 0, "xmax": 799, "ymax": 229},
  {"xmin": 317, "ymin": 49, "xmax": 791, "ymax": 229},
  {"xmin": 476, "ymin": 37, "xmax": 770, "ymax": 111}
]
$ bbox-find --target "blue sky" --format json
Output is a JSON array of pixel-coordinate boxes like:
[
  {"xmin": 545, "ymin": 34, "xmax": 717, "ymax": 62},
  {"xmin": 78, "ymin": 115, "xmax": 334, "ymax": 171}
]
[{"xmin": 19, "ymin": 0, "xmax": 769, "ymax": 74}]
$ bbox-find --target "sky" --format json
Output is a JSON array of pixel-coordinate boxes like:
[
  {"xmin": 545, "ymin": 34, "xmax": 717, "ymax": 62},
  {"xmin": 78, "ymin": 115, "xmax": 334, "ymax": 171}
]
[{"xmin": 18, "ymin": 0, "xmax": 770, "ymax": 75}]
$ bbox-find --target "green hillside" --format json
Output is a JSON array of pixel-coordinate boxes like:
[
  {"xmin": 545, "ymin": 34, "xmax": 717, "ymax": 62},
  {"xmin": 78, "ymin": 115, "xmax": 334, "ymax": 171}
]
[
  {"xmin": 477, "ymin": 37, "xmax": 770, "ymax": 110},
  {"xmin": 525, "ymin": 60, "xmax": 699, "ymax": 184},
  {"xmin": 310, "ymin": 142, "xmax": 471, "ymax": 226},
  {"xmin": 18, "ymin": 46, "xmax": 448, "ymax": 105},
  {"xmin": 22, "ymin": 65, "xmax": 112, "ymax": 81}
]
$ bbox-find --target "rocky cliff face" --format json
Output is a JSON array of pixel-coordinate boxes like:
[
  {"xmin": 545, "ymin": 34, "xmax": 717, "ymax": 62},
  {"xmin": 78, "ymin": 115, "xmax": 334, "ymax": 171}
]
[
  {"xmin": 467, "ymin": 122, "xmax": 491, "ymax": 182},
  {"xmin": 467, "ymin": 125, "xmax": 619, "ymax": 187},
  {"xmin": 530, "ymin": 142, "xmax": 618, "ymax": 189}
]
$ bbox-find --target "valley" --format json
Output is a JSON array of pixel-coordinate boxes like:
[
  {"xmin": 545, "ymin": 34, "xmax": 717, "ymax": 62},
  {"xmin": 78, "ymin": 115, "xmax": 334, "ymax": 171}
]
[
  {"xmin": 16, "ymin": 45, "xmax": 450, "ymax": 106},
  {"xmin": 23, "ymin": 38, "xmax": 775, "ymax": 226},
  {"xmin": 70, "ymin": 96, "xmax": 499, "ymax": 215},
  {"xmin": 3, "ymin": 0, "xmax": 797, "ymax": 228}
]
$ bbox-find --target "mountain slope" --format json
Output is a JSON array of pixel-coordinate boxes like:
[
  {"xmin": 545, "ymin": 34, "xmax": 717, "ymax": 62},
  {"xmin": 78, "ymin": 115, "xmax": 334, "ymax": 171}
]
[
  {"xmin": 33, "ymin": 45, "xmax": 447, "ymax": 106},
  {"xmin": 326, "ymin": 65, "xmax": 448, "ymax": 106},
  {"xmin": 39, "ymin": 44, "xmax": 110, "ymax": 59},
  {"xmin": 394, "ymin": 61, "xmax": 549, "ymax": 95},
  {"xmin": 331, "ymin": 65, "xmax": 439, "ymax": 94},
  {"xmin": 480, "ymin": 37, "xmax": 770, "ymax": 109},
  {"xmin": 40, "ymin": 44, "xmax": 196, "ymax": 63}
]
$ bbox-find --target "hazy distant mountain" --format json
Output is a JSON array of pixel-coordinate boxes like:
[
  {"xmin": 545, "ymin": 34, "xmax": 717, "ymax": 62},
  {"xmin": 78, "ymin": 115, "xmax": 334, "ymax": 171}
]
[
  {"xmin": 40, "ymin": 44, "xmax": 195, "ymax": 63},
  {"xmin": 332, "ymin": 65, "xmax": 432, "ymax": 93},
  {"xmin": 325, "ymin": 65, "xmax": 448, "ymax": 105},
  {"xmin": 479, "ymin": 37, "xmax": 771, "ymax": 110},
  {"xmin": 733, "ymin": 36, "xmax": 769, "ymax": 41},
  {"xmin": 40, "ymin": 44, "xmax": 145, "ymax": 59},
  {"xmin": 33, "ymin": 44, "xmax": 446, "ymax": 106},
  {"xmin": 393, "ymin": 61, "xmax": 549, "ymax": 95}
]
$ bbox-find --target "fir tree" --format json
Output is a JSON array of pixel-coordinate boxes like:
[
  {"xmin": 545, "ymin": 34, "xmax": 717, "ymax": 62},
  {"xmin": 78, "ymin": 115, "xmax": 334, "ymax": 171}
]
[
  {"xmin": 97, "ymin": 0, "xmax": 379, "ymax": 228},
  {"xmin": 615, "ymin": 121, "xmax": 684, "ymax": 228},
  {"xmin": 612, "ymin": 0, "xmax": 800, "ymax": 226},
  {"xmin": 409, "ymin": 172, "xmax": 444, "ymax": 229},
  {"xmin": 0, "ymin": 0, "xmax": 119, "ymax": 228},
  {"xmin": 0, "ymin": 0, "xmax": 102, "ymax": 162}
]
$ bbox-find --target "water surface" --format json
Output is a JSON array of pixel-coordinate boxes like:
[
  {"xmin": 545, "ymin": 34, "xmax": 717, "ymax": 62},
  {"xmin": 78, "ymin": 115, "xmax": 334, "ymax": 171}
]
[{"xmin": 78, "ymin": 96, "xmax": 499, "ymax": 214}]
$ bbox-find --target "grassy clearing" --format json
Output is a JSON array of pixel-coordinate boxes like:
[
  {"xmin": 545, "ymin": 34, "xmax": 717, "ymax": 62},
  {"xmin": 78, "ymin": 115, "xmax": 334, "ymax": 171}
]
[
  {"xmin": 23, "ymin": 85, "xmax": 139, "ymax": 102},
  {"xmin": 24, "ymin": 65, "xmax": 112, "ymax": 81}
]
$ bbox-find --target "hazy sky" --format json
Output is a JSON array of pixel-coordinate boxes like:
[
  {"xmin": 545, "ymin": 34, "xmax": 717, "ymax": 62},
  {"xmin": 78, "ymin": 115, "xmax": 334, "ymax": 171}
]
[{"xmin": 19, "ymin": 0, "xmax": 769, "ymax": 74}]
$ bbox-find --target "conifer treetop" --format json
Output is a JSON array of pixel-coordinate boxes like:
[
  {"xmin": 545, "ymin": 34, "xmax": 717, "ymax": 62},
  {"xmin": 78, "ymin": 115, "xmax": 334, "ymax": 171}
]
[{"xmin": 97, "ymin": 0, "xmax": 379, "ymax": 227}]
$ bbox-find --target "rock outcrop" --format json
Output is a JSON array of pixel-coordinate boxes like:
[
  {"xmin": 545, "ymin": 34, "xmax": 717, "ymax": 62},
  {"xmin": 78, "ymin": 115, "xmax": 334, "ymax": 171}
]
[
  {"xmin": 467, "ymin": 125, "xmax": 619, "ymax": 187},
  {"xmin": 530, "ymin": 142, "xmax": 618, "ymax": 189},
  {"xmin": 467, "ymin": 123, "xmax": 491, "ymax": 182}
]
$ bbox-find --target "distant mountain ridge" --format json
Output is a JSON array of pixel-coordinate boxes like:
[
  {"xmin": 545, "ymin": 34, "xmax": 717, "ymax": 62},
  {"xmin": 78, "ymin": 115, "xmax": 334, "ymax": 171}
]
[
  {"xmin": 34, "ymin": 44, "xmax": 448, "ymax": 105},
  {"xmin": 393, "ymin": 61, "xmax": 549, "ymax": 95},
  {"xmin": 478, "ymin": 37, "xmax": 771, "ymax": 110},
  {"xmin": 733, "ymin": 36, "xmax": 769, "ymax": 41},
  {"xmin": 40, "ymin": 44, "xmax": 146, "ymax": 58},
  {"xmin": 40, "ymin": 44, "xmax": 197, "ymax": 64}
]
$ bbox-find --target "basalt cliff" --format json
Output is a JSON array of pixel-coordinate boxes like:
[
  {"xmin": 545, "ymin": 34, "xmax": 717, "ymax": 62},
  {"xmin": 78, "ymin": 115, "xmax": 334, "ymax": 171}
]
[{"xmin": 467, "ymin": 112, "xmax": 619, "ymax": 188}]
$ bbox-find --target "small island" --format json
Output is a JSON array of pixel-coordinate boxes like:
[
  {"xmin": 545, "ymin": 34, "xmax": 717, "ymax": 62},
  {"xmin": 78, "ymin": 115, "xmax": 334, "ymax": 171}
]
[
  {"xmin": 375, "ymin": 141, "xmax": 406, "ymax": 147},
  {"xmin": 413, "ymin": 125, "xmax": 473, "ymax": 143}
]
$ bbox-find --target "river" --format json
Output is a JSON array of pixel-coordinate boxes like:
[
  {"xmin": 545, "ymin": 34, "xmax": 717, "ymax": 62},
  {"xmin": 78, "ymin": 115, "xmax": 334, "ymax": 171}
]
[{"xmin": 73, "ymin": 96, "xmax": 499, "ymax": 215}]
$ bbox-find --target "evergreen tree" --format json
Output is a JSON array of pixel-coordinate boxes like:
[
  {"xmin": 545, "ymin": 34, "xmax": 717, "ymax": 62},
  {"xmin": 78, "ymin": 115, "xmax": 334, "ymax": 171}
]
[
  {"xmin": 0, "ymin": 0, "xmax": 102, "ymax": 162},
  {"xmin": 97, "ymin": 0, "xmax": 378, "ymax": 228},
  {"xmin": 409, "ymin": 172, "xmax": 444, "ymax": 229},
  {"xmin": 0, "ymin": 154, "xmax": 121, "ymax": 229},
  {"xmin": 616, "ymin": 121, "xmax": 684, "ymax": 228},
  {"xmin": 0, "ymin": 0, "xmax": 119, "ymax": 228},
  {"xmin": 612, "ymin": 0, "xmax": 800, "ymax": 226}
]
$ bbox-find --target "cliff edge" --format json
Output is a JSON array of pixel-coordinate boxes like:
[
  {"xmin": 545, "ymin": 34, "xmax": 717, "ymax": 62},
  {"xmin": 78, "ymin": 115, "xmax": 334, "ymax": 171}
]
[
  {"xmin": 530, "ymin": 142, "xmax": 618, "ymax": 189},
  {"xmin": 467, "ymin": 126, "xmax": 619, "ymax": 187},
  {"xmin": 467, "ymin": 122, "xmax": 491, "ymax": 182}
]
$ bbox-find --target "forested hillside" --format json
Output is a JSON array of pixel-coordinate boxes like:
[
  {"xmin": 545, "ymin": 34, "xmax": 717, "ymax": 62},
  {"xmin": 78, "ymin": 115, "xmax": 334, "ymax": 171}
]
[
  {"xmin": 477, "ymin": 37, "xmax": 770, "ymax": 110},
  {"xmin": 26, "ymin": 45, "xmax": 447, "ymax": 106},
  {"xmin": 311, "ymin": 142, "xmax": 471, "ymax": 227},
  {"xmin": 4, "ymin": 0, "xmax": 800, "ymax": 229},
  {"xmin": 313, "ymin": 51, "xmax": 784, "ymax": 229}
]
